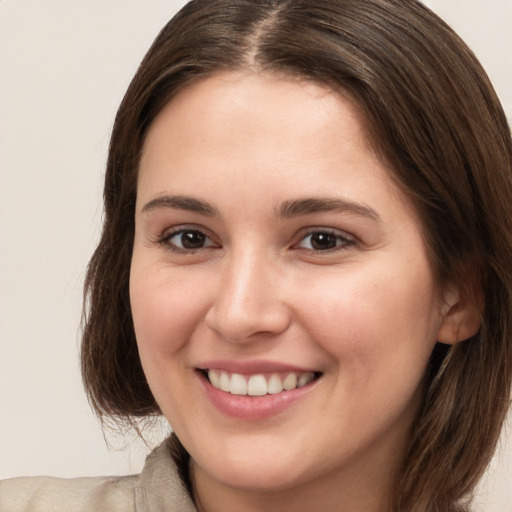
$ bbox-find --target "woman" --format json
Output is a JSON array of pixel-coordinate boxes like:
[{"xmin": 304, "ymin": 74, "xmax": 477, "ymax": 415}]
[{"xmin": 2, "ymin": 0, "xmax": 511, "ymax": 511}]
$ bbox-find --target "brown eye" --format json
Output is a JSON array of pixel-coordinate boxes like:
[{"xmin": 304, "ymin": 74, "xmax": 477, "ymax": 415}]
[
  {"xmin": 309, "ymin": 232, "xmax": 337, "ymax": 250},
  {"xmin": 298, "ymin": 230, "xmax": 355, "ymax": 251},
  {"xmin": 180, "ymin": 230, "xmax": 206, "ymax": 249},
  {"xmin": 164, "ymin": 229, "xmax": 215, "ymax": 251}
]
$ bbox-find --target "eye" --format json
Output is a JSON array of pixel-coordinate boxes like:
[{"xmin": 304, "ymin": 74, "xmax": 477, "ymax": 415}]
[
  {"xmin": 161, "ymin": 228, "xmax": 217, "ymax": 252},
  {"xmin": 297, "ymin": 229, "xmax": 355, "ymax": 252}
]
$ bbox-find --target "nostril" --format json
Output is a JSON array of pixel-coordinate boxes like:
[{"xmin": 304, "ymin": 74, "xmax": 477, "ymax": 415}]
[{"xmin": 205, "ymin": 304, "xmax": 291, "ymax": 343}]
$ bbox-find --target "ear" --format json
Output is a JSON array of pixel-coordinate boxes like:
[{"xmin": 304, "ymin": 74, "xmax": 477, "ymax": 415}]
[{"xmin": 436, "ymin": 284, "xmax": 483, "ymax": 344}]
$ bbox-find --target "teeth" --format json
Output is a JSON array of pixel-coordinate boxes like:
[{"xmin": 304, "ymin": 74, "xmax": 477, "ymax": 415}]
[
  {"xmin": 298, "ymin": 372, "xmax": 315, "ymax": 387},
  {"xmin": 267, "ymin": 374, "xmax": 283, "ymax": 394},
  {"xmin": 247, "ymin": 375, "xmax": 267, "ymax": 396},
  {"xmin": 207, "ymin": 370, "xmax": 317, "ymax": 396},
  {"xmin": 219, "ymin": 371, "xmax": 230, "ymax": 392},
  {"xmin": 282, "ymin": 373, "xmax": 298, "ymax": 390},
  {"xmin": 208, "ymin": 369, "xmax": 220, "ymax": 388}
]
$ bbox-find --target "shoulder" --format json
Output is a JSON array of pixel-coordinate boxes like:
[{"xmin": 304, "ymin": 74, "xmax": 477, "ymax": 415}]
[
  {"xmin": 0, "ymin": 435, "xmax": 197, "ymax": 512},
  {"xmin": 0, "ymin": 474, "xmax": 138, "ymax": 512}
]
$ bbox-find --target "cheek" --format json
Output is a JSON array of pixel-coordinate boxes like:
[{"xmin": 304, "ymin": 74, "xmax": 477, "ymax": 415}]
[
  {"xmin": 129, "ymin": 261, "xmax": 212, "ymax": 417},
  {"xmin": 296, "ymin": 262, "xmax": 439, "ymax": 384},
  {"xmin": 129, "ymin": 261, "xmax": 209, "ymax": 360}
]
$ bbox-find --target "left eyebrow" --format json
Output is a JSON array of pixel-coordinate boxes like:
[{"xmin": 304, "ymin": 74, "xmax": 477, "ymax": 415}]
[{"xmin": 276, "ymin": 197, "xmax": 380, "ymax": 221}]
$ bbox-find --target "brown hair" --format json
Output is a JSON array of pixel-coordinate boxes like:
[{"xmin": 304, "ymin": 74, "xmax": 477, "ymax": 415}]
[{"xmin": 81, "ymin": 1, "xmax": 512, "ymax": 510}]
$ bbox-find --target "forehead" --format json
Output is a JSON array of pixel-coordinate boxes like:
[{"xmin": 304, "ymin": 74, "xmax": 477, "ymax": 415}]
[
  {"xmin": 138, "ymin": 71, "xmax": 415, "ymax": 221},
  {"xmin": 141, "ymin": 72, "xmax": 370, "ymax": 173},
  {"xmin": 146, "ymin": 71, "xmax": 361, "ymax": 134}
]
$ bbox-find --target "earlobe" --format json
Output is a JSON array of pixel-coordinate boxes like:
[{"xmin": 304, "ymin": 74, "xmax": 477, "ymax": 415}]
[{"xmin": 436, "ymin": 285, "xmax": 483, "ymax": 344}]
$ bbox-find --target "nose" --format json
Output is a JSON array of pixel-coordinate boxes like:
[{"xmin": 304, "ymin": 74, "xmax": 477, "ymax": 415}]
[{"xmin": 205, "ymin": 247, "xmax": 291, "ymax": 343}]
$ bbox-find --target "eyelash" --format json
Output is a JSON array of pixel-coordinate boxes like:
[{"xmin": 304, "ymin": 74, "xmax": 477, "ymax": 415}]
[
  {"xmin": 156, "ymin": 227, "xmax": 218, "ymax": 254},
  {"xmin": 293, "ymin": 228, "xmax": 356, "ymax": 253},
  {"xmin": 155, "ymin": 227, "xmax": 357, "ymax": 254}
]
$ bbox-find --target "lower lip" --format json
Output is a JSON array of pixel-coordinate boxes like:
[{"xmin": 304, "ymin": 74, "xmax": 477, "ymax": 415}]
[{"xmin": 196, "ymin": 371, "xmax": 319, "ymax": 420}]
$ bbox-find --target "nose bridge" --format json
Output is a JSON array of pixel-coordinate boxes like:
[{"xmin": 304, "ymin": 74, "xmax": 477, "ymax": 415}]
[{"xmin": 206, "ymin": 244, "xmax": 289, "ymax": 342}]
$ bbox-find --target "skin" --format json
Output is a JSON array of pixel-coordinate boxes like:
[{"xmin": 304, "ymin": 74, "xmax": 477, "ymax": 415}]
[{"xmin": 130, "ymin": 71, "xmax": 470, "ymax": 512}]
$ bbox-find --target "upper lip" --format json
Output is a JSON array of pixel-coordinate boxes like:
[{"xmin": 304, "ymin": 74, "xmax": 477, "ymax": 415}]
[{"xmin": 196, "ymin": 359, "xmax": 319, "ymax": 375}]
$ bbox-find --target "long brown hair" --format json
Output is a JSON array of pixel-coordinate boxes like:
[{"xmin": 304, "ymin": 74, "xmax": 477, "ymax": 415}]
[{"xmin": 81, "ymin": 1, "xmax": 512, "ymax": 510}]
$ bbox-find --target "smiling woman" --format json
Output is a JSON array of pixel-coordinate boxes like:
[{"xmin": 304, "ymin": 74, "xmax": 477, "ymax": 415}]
[
  {"xmin": 130, "ymin": 72, "xmax": 459, "ymax": 509},
  {"xmin": 1, "ymin": 1, "xmax": 511, "ymax": 512}
]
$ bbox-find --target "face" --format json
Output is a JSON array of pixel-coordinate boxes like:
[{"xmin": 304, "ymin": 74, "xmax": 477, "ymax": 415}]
[{"xmin": 130, "ymin": 72, "xmax": 449, "ymax": 501}]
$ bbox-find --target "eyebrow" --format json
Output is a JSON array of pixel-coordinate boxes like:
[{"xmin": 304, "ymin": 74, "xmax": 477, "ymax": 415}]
[
  {"xmin": 141, "ymin": 194, "xmax": 379, "ymax": 221},
  {"xmin": 276, "ymin": 197, "xmax": 380, "ymax": 221},
  {"xmin": 141, "ymin": 195, "xmax": 219, "ymax": 216}
]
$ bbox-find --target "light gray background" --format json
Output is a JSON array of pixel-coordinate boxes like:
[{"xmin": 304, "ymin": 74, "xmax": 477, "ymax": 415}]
[{"xmin": 1, "ymin": 1, "xmax": 511, "ymax": 510}]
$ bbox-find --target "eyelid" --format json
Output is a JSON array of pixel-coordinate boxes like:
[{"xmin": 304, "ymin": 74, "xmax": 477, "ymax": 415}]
[
  {"xmin": 151, "ymin": 224, "xmax": 358, "ymax": 255},
  {"xmin": 155, "ymin": 224, "xmax": 220, "ymax": 253},
  {"xmin": 292, "ymin": 227, "xmax": 357, "ymax": 252}
]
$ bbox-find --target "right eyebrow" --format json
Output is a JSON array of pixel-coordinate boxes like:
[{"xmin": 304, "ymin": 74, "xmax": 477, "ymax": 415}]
[{"xmin": 141, "ymin": 194, "xmax": 219, "ymax": 217}]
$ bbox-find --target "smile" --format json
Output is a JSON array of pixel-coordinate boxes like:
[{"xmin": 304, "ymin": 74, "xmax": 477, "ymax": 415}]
[{"xmin": 206, "ymin": 369, "xmax": 318, "ymax": 396}]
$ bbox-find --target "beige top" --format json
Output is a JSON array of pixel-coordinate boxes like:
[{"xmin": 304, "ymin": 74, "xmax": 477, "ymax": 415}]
[{"xmin": 0, "ymin": 437, "xmax": 197, "ymax": 512}]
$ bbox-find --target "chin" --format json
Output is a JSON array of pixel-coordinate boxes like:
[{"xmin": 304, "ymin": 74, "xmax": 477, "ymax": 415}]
[
  {"xmin": 200, "ymin": 456, "xmax": 310, "ymax": 492},
  {"xmin": 187, "ymin": 429, "xmax": 326, "ymax": 494}
]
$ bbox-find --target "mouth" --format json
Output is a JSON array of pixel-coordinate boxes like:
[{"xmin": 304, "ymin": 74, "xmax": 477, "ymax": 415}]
[{"xmin": 200, "ymin": 369, "xmax": 322, "ymax": 397}]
